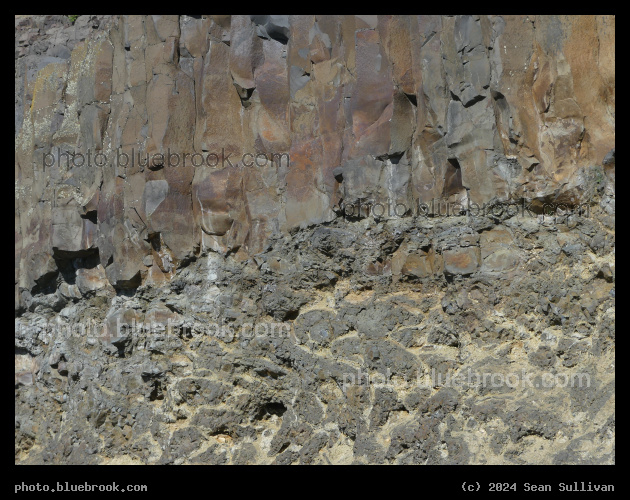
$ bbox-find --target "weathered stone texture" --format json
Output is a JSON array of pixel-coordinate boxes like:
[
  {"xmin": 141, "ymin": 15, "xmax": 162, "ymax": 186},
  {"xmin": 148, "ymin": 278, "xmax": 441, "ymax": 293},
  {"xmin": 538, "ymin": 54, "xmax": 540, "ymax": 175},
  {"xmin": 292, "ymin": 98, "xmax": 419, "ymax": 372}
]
[{"xmin": 15, "ymin": 15, "xmax": 614, "ymax": 465}]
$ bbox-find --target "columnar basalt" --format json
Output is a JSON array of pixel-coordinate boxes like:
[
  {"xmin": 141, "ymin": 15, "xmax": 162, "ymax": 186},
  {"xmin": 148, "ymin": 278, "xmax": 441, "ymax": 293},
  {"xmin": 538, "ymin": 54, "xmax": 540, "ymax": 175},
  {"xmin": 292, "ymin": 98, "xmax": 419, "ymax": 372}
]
[{"xmin": 16, "ymin": 15, "xmax": 614, "ymax": 465}]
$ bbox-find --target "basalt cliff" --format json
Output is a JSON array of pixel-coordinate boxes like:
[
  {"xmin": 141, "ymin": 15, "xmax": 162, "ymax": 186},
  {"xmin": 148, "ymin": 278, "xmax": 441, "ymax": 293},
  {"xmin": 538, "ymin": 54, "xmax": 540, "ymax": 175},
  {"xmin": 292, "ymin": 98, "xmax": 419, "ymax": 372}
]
[{"xmin": 15, "ymin": 15, "xmax": 614, "ymax": 464}]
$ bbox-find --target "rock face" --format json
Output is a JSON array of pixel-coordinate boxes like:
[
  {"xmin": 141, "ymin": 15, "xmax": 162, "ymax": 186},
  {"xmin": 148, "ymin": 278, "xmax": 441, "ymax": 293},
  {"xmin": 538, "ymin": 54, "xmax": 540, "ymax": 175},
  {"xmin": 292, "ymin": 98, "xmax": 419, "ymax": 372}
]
[{"xmin": 15, "ymin": 15, "xmax": 614, "ymax": 464}]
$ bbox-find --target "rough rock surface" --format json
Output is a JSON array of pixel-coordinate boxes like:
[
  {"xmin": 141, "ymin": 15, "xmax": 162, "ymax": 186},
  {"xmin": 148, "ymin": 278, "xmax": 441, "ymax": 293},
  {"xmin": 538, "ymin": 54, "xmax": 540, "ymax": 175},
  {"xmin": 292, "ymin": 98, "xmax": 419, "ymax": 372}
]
[{"xmin": 16, "ymin": 15, "xmax": 614, "ymax": 464}]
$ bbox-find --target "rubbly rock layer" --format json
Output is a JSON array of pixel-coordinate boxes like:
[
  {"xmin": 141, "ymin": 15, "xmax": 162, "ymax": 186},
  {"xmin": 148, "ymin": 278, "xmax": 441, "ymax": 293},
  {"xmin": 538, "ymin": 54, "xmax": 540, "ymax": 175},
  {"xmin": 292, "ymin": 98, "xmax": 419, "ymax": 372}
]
[{"xmin": 16, "ymin": 15, "xmax": 614, "ymax": 464}]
